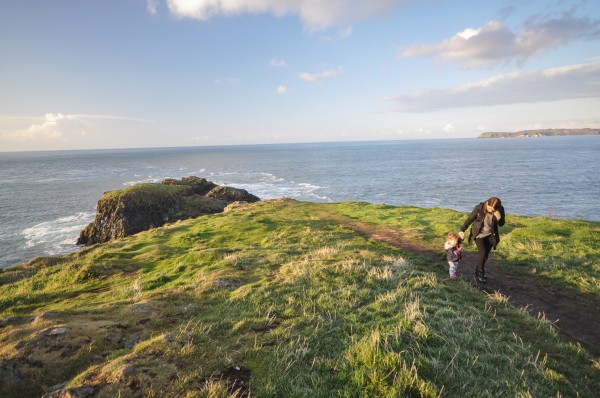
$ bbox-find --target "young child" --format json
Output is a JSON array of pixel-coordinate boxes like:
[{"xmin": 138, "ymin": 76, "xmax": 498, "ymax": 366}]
[{"xmin": 444, "ymin": 232, "xmax": 463, "ymax": 279}]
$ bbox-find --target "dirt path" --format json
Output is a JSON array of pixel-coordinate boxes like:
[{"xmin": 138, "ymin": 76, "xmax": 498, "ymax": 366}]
[{"xmin": 333, "ymin": 217, "xmax": 600, "ymax": 356}]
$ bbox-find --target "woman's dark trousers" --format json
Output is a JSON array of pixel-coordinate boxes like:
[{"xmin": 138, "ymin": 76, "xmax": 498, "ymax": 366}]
[{"xmin": 475, "ymin": 236, "xmax": 493, "ymax": 275}]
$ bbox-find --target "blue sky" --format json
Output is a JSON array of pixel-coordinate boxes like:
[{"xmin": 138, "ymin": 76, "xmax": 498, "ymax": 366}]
[{"xmin": 1, "ymin": 0, "xmax": 599, "ymax": 151}]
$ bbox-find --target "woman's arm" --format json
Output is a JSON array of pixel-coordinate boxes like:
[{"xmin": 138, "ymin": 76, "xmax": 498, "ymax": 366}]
[
  {"xmin": 497, "ymin": 205, "xmax": 506, "ymax": 227},
  {"xmin": 460, "ymin": 205, "xmax": 480, "ymax": 232}
]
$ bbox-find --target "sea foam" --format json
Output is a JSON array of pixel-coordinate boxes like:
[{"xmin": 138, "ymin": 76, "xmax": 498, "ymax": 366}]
[{"xmin": 21, "ymin": 212, "xmax": 94, "ymax": 255}]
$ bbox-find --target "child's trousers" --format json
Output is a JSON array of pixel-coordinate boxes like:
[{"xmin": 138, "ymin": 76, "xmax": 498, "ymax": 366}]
[{"xmin": 448, "ymin": 261, "xmax": 458, "ymax": 279}]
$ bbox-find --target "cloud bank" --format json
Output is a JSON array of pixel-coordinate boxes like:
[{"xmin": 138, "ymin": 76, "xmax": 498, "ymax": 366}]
[
  {"xmin": 165, "ymin": 0, "xmax": 405, "ymax": 30},
  {"xmin": 401, "ymin": 11, "xmax": 600, "ymax": 67},
  {"xmin": 388, "ymin": 61, "xmax": 600, "ymax": 111},
  {"xmin": 1, "ymin": 113, "xmax": 154, "ymax": 142}
]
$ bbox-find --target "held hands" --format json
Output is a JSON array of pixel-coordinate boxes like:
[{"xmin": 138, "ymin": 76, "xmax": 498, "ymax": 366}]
[
  {"xmin": 493, "ymin": 211, "xmax": 502, "ymax": 221},
  {"xmin": 458, "ymin": 231, "xmax": 465, "ymax": 240}
]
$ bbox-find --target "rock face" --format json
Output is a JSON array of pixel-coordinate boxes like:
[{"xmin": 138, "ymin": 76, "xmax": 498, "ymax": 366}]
[{"xmin": 77, "ymin": 177, "xmax": 259, "ymax": 245}]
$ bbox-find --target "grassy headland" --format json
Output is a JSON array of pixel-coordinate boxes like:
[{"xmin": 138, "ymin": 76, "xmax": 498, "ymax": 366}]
[{"xmin": 1, "ymin": 199, "xmax": 598, "ymax": 397}]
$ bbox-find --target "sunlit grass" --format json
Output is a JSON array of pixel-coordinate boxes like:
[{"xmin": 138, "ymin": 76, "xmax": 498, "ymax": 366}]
[
  {"xmin": 334, "ymin": 202, "xmax": 600, "ymax": 299},
  {"xmin": 0, "ymin": 200, "xmax": 598, "ymax": 397}
]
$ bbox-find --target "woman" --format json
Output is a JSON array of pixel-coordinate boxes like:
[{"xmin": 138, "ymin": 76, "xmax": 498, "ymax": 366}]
[{"xmin": 460, "ymin": 197, "xmax": 505, "ymax": 283}]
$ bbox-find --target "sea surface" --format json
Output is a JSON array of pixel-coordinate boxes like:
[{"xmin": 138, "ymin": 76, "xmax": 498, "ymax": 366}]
[{"xmin": 1, "ymin": 136, "xmax": 599, "ymax": 269}]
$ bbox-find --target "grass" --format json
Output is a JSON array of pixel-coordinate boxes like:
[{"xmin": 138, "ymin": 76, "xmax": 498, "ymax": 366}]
[
  {"xmin": 334, "ymin": 202, "xmax": 600, "ymax": 299},
  {"xmin": 102, "ymin": 183, "xmax": 192, "ymax": 202},
  {"xmin": 0, "ymin": 199, "xmax": 598, "ymax": 397}
]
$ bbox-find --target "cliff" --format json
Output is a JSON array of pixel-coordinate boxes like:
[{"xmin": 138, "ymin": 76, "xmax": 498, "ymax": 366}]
[
  {"xmin": 478, "ymin": 128, "xmax": 600, "ymax": 139},
  {"xmin": 77, "ymin": 176, "xmax": 259, "ymax": 245}
]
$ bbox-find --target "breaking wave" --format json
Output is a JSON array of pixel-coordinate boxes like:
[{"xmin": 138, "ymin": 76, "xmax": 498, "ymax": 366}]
[{"xmin": 21, "ymin": 212, "xmax": 94, "ymax": 256}]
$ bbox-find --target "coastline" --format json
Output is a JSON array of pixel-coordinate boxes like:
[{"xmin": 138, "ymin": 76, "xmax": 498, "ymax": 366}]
[{"xmin": 478, "ymin": 128, "xmax": 600, "ymax": 139}]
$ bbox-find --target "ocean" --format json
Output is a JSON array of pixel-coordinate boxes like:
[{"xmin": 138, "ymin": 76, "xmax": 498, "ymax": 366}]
[{"xmin": 1, "ymin": 136, "xmax": 599, "ymax": 269}]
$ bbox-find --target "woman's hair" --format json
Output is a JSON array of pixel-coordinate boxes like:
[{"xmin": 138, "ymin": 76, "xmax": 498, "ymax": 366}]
[{"xmin": 484, "ymin": 197, "xmax": 502, "ymax": 213}]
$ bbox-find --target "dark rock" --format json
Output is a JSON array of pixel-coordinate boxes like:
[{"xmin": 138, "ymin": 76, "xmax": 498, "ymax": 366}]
[
  {"xmin": 206, "ymin": 186, "xmax": 260, "ymax": 204},
  {"xmin": 17, "ymin": 327, "xmax": 69, "ymax": 350},
  {"xmin": 118, "ymin": 365, "xmax": 136, "ymax": 380},
  {"xmin": 0, "ymin": 316, "xmax": 19, "ymax": 328},
  {"xmin": 124, "ymin": 332, "xmax": 142, "ymax": 349},
  {"xmin": 129, "ymin": 303, "xmax": 155, "ymax": 313},
  {"xmin": 104, "ymin": 332, "xmax": 123, "ymax": 342},
  {"xmin": 33, "ymin": 312, "xmax": 59, "ymax": 324},
  {"xmin": 91, "ymin": 355, "xmax": 103, "ymax": 363},
  {"xmin": 160, "ymin": 176, "xmax": 217, "ymax": 195},
  {"xmin": 77, "ymin": 177, "xmax": 260, "ymax": 245},
  {"xmin": 0, "ymin": 361, "xmax": 21, "ymax": 385},
  {"xmin": 46, "ymin": 382, "xmax": 68, "ymax": 393},
  {"xmin": 47, "ymin": 327, "xmax": 68, "ymax": 336},
  {"xmin": 213, "ymin": 278, "xmax": 243, "ymax": 289}
]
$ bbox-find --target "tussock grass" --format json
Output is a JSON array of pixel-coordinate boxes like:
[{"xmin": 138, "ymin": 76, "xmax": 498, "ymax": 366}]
[{"xmin": 0, "ymin": 200, "xmax": 598, "ymax": 397}]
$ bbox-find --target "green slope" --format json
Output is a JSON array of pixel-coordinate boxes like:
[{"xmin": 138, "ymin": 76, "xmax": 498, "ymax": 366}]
[{"xmin": 0, "ymin": 199, "xmax": 598, "ymax": 397}]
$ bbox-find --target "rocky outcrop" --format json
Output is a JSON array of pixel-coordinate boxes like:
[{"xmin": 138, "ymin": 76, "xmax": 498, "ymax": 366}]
[
  {"xmin": 478, "ymin": 128, "xmax": 600, "ymax": 139},
  {"xmin": 77, "ymin": 177, "xmax": 259, "ymax": 245}
]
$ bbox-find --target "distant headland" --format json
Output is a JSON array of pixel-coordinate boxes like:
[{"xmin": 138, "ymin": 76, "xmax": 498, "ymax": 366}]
[{"xmin": 477, "ymin": 128, "xmax": 600, "ymax": 139}]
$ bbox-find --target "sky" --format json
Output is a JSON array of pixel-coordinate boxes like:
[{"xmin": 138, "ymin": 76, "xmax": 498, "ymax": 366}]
[{"xmin": 1, "ymin": 0, "xmax": 599, "ymax": 151}]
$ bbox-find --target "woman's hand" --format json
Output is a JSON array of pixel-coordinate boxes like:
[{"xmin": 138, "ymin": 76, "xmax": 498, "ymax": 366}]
[{"xmin": 493, "ymin": 211, "xmax": 502, "ymax": 221}]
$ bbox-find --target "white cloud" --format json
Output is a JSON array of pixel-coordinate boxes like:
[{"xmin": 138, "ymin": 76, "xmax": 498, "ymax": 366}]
[
  {"xmin": 457, "ymin": 28, "xmax": 479, "ymax": 40},
  {"xmin": 339, "ymin": 26, "xmax": 353, "ymax": 39},
  {"xmin": 388, "ymin": 60, "xmax": 600, "ymax": 112},
  {"xmin": 214, "ymin": 77, "xmax": 240, "ymax": 85},
  {"xmin": 1, "ymin": 113, "xmax": 154, "ymax": 142},
  {"xmin": 442, "ymin": 123, "xmax": 457, "ymax": 133},
  {"xmin": 318, "ymin": 26, "xmax": 353, "ymax": 43},
  {"xmin": 276, "ymin": 85, "xmax": 288, "ymax": 94},
  {"xmin": 26, "ymin": 113, "xmax": 65, "ymax": 140},
  {"xmin": 400, "ymin": 11, "xmax": 600, "ymax": 67},
  {"xmin": 165, "ymin": 0, "xmax": 405, "ymax": 31},
  {"xmin": 147, "ymin": 0, "xmax": 159, "ymax": 15},
  {"xmin": 271, "ymin": 58, "xmax": 288, "ymax": 67},
  {"xmin": 65, "ymin": 114, "xmax": 155, "ymax": 123},
  {"xmin": 1, "ymin": 113, "xmax": 66, "ymax": 141},
  {"xmin": 298, "ymin": 67, "xmax": 343, "ymax": 83}
]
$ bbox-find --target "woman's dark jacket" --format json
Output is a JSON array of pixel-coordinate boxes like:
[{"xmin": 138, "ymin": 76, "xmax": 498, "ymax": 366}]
[{"xmin": 460, "ymin": 203, "xmax": 505, "ymax": 249}]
